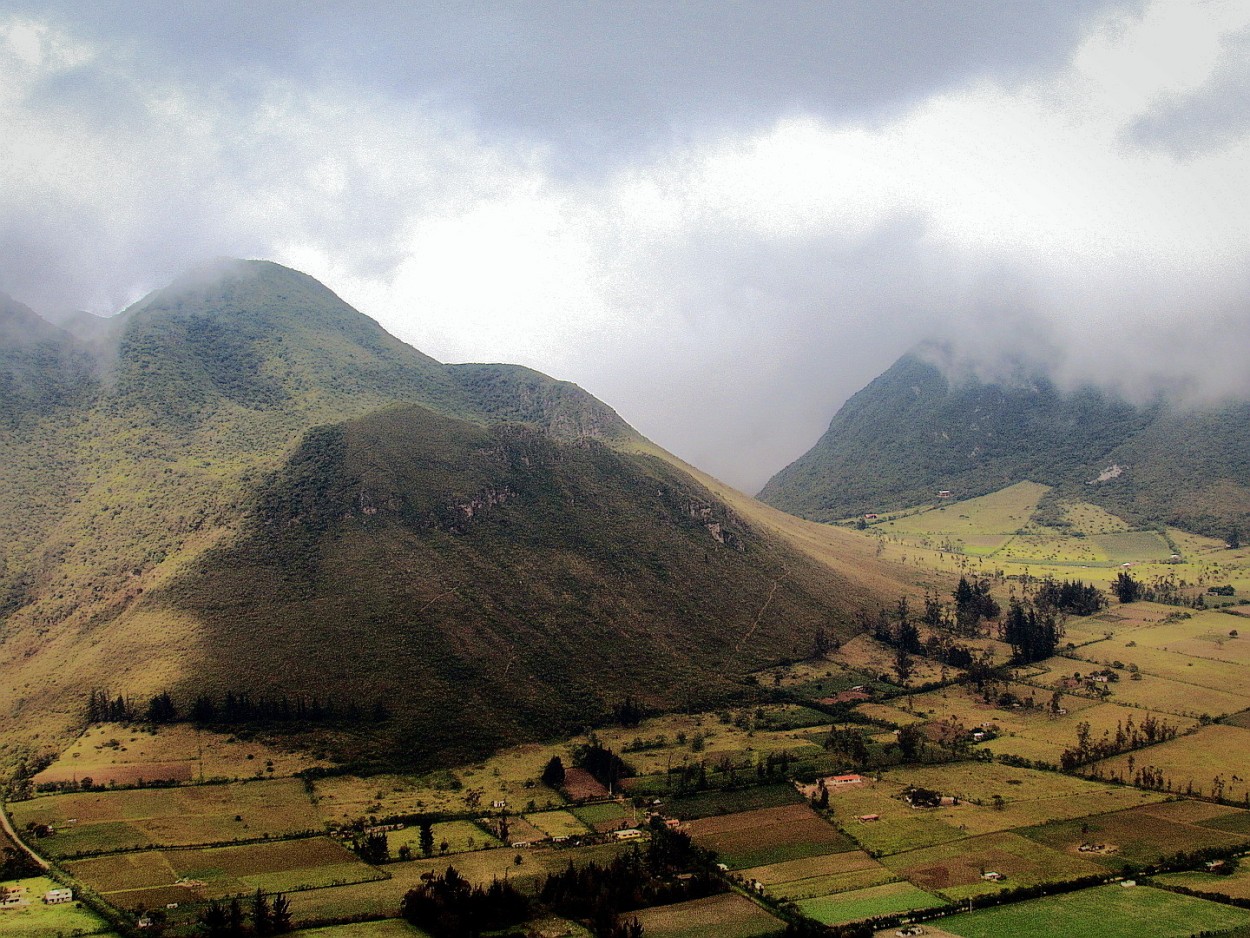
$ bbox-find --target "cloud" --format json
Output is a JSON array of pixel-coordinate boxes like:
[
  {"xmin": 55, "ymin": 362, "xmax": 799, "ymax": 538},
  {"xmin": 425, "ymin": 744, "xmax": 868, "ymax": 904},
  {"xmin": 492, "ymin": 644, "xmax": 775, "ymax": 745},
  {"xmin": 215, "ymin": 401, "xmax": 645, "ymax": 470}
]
[{"xmin": 0, "ymin": 1, "xmax": 1247, "ymax": 495}]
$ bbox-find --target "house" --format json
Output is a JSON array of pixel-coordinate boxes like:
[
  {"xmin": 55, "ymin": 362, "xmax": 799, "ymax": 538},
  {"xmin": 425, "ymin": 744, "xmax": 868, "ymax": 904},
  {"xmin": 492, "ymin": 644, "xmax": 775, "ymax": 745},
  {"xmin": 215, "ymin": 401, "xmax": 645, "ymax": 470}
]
[
  {"xmin": 510, "ymin": 841, "xmax": 531, "ymax": 849},
  {"xmin": 1121, "ymin": 880, "xmax": 1137, "ymax": 888},
  {"xmin": 491, "ymin": 800, "xmax": 507, "ymax": 809},
  {"xmin": 937, "ymin": 490, "xmax": 952, "ymax": 498},
  {"xmin": 864, "ymin": 513, "xmax": 879, "ymax": 520},
  {"xmin": 2, "ymin": 886, "xmax": 28, "ymax": 909},
  {"xmin": 614, "ymin": 829, "xmax": 643, "ymax": 841},
  {"xmin": 138, "ymin": 915, "xmax": 154, "ymax": 928},
  {"xmin": 827, "ymin": 774, "xmax": 866, "ymax": 786},
  {"xmin": 981, "ymin": 871, "xmax": 1005, "ymax": 881},
  {"xmin": 44, "ymin": 888, "xmax": 73, "ymax": 904},
  {"xmin": 857, "ymin": 814, "xmax": 881, "ymax": 823},
  {"xmin": 664, "ymin": 818, "xmax": 682, "ymax": 829}
]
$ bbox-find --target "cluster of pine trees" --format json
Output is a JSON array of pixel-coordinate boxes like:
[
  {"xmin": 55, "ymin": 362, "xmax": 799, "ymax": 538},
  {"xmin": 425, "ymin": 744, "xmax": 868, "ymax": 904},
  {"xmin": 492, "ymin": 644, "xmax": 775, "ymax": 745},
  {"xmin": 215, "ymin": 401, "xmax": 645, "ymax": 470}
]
[
  {"xmin": 999, "ymin": 599, "xmax": 1064, "ymax": 664},
  {"xmin": 196, "ymin": 890, "xmax": 292, "ymax": 936}
]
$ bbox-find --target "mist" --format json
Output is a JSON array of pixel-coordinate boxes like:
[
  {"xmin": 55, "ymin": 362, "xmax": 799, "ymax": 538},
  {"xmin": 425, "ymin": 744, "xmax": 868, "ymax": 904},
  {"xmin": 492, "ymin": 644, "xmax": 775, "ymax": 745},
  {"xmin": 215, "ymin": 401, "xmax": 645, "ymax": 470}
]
[{"xmin": 1, "ymin": 0, "xmax": 1247, "ymax": 493}]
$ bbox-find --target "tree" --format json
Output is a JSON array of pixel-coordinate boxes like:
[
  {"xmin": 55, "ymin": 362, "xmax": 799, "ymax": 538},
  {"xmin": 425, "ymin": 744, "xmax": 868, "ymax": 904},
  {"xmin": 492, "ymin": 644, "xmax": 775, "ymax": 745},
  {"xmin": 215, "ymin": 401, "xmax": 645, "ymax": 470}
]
[
  {"xmin": 541, "ymin": 755, "xmax": 566, "ymax": 788},
  {"xmin": 270, "ymin": 894, "xmax": 292, "ymax": 934},
  {"xmin": 420, "ymin": 819, "xmax": 436, "ymax": 858},
  {"xmin": 812, "ymin": 626, "xmax": 833, "ymax": 659},
  {"xmin": 250, "ymin": 889, "xmax": 272, "ymax": 936},
  {"xmin": 1113, "ymin": 571, "xmax": 1142, "ymax": 604},
  {"xmin": 1230, "ymin": 527, "xmax": 1241, "ymax": 550}
]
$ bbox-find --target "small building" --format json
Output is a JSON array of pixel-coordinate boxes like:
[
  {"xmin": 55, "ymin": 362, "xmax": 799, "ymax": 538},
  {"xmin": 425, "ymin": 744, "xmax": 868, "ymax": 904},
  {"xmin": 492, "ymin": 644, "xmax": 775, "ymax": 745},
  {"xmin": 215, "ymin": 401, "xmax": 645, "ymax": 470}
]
[
  {"xmin": 663, "ymin": 818, "xmax": 682, "ymax": 829},
  {"xmin": 614, "ymin": 828, "xmax": 643, "ymax": 841},
  {"xmin": 828, "ymin": 774, "xmax": 866, "ymax": 786},
  {"xmin": 44, "ymin": 888, "xmax": 73, "ymax": 905},
  {"xmin": 510, "ymin": 840, "xmax": 530, "ymax": 849},
  {"xmin": 981, "ymin": 871, "xmax": 1005, "ymax": 881},
  {"xmin": 864, "ymin": 513, "xmax": 879, "ymax": 520},
  {"xmin": 1121, "ymin": 880, "xmax": 1137, "ymax": 888},
  {"xmin": 857, "ymin": 814, "xmax": 881, "ymax": 823},
  {"xmin": 937, "ymin": 490, "xmax": 952, "ymax": 499},
  {"xmin": 491, "ymin": 800, "xmax": 507, "ymax": 809}
]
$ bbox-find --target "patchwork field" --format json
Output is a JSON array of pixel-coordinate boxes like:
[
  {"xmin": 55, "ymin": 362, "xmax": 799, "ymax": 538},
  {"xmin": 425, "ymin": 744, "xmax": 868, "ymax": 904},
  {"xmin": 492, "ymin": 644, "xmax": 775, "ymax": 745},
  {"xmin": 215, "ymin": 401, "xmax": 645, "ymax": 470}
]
[
  {"xmin": 743, "ymin": 850, "xmax": 898, "ymax": 901},
  {"xmin": 66, "ymin": 836, "xmax": 381, "ymax": 909},
  {"xmin": 1158, "ymin": 865, "xmax": 1250, "ymax": 901},
  {"xmin": 630, "ymin": 892, "xmax": 784, "ymax": 938},
  {"xmin": 10, "ymin": 777, "xmax": 322, "ymax": 857},
  {"xmin": 686, "ymin": 803, "xmax": 854, "ymax": 869},
  {"xmin": 667, "ymin": 783, "xmax": 803, "ymax": 820},
  {"xmin": 938, "ymin": 882, "xmax": 1250, "ymax": 938}
]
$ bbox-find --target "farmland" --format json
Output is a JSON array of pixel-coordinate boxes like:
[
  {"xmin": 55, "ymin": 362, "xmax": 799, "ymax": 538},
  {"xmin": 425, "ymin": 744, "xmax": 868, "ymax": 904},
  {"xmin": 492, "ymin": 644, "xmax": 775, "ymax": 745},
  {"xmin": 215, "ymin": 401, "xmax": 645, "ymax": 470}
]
[
  {"xmin": 66, "ymin": 837, "xmax": 382, "ymax": 909},
  {"xmin": 9, "ymin": 485, "xmax": 1250, "ymax": 936}
]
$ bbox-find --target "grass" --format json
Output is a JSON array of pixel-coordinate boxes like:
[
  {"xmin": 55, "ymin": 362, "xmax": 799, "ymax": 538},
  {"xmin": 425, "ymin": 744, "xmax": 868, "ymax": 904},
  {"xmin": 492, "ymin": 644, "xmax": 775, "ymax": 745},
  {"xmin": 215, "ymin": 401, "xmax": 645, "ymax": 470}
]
[
  {"xmin": 10, "ymin": 777, "xmax": 321, "ymax": 857},
  {"xmin": 1090, "ymin": 725, "xmax": 1250, "ymax": 801},
  {"xmin": 523, "ymin": 810, "xmax": 591, "ymax": 839},
  {"xmin": 630, "ymin": 892, "xmax": 784, "ymax": 938},
  {"xmin": 32, "ymin": 723, "xmax": 329, "ymax": 789},
  {"xmin": 0, "ymin": 875, "xmax": 117, "ymax": 936},
  {"xmin": 939, "ymin": 883, "xmax": 1250, "ymax": 938},
  {"xmin": 291, "ymin": 922, "xmax": 431, "ymax": 937},
  {"xmin": 795, "ymin": 880, "xmax": 946, "ymax": 925}
]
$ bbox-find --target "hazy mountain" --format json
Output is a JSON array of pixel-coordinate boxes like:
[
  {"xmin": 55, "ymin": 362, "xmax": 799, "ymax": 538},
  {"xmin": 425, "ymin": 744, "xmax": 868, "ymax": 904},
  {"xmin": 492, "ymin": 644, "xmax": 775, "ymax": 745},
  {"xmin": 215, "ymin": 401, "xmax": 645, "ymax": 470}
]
[
  {"xmin": 0, "ymin": 259, "xmax": 863, "ymax": 768},
  {"xmin": 759, "ymin": 352, "xmax": 1250, "ymax": 537}
]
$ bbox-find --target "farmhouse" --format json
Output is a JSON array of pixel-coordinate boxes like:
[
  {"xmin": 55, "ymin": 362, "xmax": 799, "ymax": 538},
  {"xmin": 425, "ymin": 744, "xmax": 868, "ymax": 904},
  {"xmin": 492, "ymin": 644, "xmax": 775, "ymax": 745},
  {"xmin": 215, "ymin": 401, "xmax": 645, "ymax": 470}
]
[
  {"xmin": 2, "ymin": 886, "xmax": 28, "ymax": 909},
  {"xmin": 827, "ymin": 773, "xmax": 867, "ymax": 786},
  {"xmin": 44, "ymin": 887, "xmax": 73, "ymax": 904},
  {"xmin": 614, "ymin": 828, "xmax": 644, "ymax": 841},
  {"xmin": 981, "ymin": 871, "xmax": 1006, "ymax": 881},
  {"xmin": 937, "ymin": 490, "xmax": 952, "ymax": 498}
]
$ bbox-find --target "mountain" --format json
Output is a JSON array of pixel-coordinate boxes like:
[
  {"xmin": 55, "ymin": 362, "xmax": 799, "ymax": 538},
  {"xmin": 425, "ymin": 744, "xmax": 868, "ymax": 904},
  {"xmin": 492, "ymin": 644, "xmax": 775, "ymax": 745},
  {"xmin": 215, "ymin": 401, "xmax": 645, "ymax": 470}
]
[
  {"xmin": 759, "ymin": 351, "xmax": 1250, "ymax": 537},
  {"xmin": 0, "ymin": 259, "xmax": 874, "ymax": 769}
]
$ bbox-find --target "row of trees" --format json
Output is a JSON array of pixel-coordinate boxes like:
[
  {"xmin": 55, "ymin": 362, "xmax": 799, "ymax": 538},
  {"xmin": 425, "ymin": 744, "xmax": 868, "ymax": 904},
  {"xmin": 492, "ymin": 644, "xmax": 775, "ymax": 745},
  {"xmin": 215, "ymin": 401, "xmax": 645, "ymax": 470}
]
[
  {"xmin": 399, "ymin": 824, "xmax": 715, "ymax": 937},
  {"xmin": 196, "ymin": 890, "xmax": 292, "ymax": 936},
  {"xmin": 1058, "ymin": 714, "xmax": 1180, "ymax": 770},
  {"xmin": 84, "ymin": 689, "xmax": 389, "ymax": 727}
]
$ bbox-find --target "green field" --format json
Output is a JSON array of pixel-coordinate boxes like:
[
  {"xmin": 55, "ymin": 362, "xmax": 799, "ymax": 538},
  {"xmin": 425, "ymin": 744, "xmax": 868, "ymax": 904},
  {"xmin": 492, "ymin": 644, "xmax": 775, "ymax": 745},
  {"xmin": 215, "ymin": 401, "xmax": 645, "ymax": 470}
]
[
  {"xmin": 0, "ymin": 876, "xmax": 117, "ymax": 936},
  {"xmin": 796, "ymin": 880, "xmax": 945, "ymax": 924},
  {"xmin": 292, "ymin": 922, "xmax": 431, "ymax": 938},
  {"xmin": 1091, "ymin": 724, "xmax": 1250, "ymax": 801},
  {"xmin": 939, "ymin": 883, "xmax": 1250, "ymax": 937},
  {"xmin": 11, "ymin": 777, "xmax": 321, "ymax": 857},
  {"xmin": 523, "ymin": 809, "xmax": 591, "ymax": 839}
]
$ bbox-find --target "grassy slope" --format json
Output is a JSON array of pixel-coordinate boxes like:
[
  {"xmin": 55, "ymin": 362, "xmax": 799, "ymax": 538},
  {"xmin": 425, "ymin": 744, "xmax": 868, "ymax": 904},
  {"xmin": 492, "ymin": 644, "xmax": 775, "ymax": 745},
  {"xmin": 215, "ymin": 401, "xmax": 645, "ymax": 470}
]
[
  {"xmin": 759, "ymin": 352, "xmax": 1250, "ymax": 537},
  {"xmin": 154, "ymin": 403, "xmax": 860, "ymax": 764}
]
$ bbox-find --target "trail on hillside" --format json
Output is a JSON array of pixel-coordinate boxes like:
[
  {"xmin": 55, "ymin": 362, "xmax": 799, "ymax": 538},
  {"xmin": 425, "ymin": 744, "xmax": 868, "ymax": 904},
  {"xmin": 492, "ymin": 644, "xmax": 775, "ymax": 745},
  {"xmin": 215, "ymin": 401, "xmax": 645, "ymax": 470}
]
[{"xmin": 735, "ymin": 565, "xmax": 789, "ymax": 653}]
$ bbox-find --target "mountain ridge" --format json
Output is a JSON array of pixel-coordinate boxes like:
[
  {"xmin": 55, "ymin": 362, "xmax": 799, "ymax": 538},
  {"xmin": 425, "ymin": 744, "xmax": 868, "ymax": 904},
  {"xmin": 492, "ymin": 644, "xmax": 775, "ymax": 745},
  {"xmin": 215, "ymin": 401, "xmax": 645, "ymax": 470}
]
[{"xmin": 759, "ymin": 351, "xmax": 1250, "ymax": 537}]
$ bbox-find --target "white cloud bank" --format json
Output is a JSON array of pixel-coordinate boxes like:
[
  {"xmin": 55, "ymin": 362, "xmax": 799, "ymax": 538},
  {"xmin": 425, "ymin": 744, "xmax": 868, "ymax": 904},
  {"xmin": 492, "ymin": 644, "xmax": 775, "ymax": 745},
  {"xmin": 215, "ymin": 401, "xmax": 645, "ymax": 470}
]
[{"xmin": 1, "ymin": 0, "xmax": 1248, "ymax": 491}]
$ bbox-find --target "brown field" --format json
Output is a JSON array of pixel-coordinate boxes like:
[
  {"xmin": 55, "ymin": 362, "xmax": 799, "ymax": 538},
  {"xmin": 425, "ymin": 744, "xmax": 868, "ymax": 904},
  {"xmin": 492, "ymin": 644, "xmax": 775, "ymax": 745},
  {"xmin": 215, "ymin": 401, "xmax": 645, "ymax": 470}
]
[
  {"xmin": 686, "ymin": 803, "xmax": 853, "ymax": 869},
  {"xmin": 882, "ymin": 831, "xmax": 1104, "ymax": 900},
  {"xmin": 562, "ymin": 768, "xmax": 610, "ymax": 801},
  {"xmin": 630, "ymin": 892, "xmax": 784, "ymax": 938},
  {"xmin": 1159, "ymin": 867, "xmax": 1250, "ymax": 901},
  {"xmin": 833, "ymin": 634, "xmax": 952, "ymax": 687},
  {"xmin": 741, "ymin": 848, "xmax": 883, "ymax": 886}
]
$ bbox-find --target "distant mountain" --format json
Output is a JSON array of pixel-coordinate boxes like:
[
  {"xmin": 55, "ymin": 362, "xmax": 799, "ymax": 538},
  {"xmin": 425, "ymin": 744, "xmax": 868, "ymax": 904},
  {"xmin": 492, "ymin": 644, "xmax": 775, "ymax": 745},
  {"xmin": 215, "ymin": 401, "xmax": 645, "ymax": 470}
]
[
  {"xmin": 759, "ymin": 352, "xmax": 1250, "ymax": 537},
  {"xmin": 0, "ymin": 259, "xmax": 864, "ymax": 768}
]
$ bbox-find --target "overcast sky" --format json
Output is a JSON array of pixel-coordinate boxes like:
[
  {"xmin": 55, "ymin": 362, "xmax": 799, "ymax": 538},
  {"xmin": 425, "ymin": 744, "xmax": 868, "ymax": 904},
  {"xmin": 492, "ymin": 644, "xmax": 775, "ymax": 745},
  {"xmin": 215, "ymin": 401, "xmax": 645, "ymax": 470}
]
[{"xmin": 2, "ymin": 1, "xmax": 1248, "ymax": 492}]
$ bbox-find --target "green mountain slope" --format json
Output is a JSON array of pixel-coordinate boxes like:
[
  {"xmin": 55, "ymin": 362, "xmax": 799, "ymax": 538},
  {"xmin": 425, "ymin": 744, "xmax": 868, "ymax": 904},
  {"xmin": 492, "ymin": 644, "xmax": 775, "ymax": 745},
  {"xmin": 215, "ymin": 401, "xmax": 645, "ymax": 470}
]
[
  {"xmin": 759, "ymin": 352, "xmax": 1250, "ymax": 536},
  {"xmin": 0, "ymin": 259, "xmax": 863, "ymax": 768}
]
